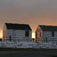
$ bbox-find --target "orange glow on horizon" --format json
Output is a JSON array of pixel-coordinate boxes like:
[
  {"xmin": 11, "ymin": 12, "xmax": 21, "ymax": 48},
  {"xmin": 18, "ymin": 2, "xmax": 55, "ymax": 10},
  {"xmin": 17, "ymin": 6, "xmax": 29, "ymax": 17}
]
[
  {"xmin": 32, "ymin": 33, "xmax": 35, "ymax": 38},
  {"xmin": 0, "ymin": 30, "xmax": 3, "ymax": 39}
]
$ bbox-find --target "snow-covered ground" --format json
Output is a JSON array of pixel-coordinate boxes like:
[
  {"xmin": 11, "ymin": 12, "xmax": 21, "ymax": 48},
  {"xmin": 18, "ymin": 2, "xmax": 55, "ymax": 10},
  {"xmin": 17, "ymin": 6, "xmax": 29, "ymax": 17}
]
[{"xmin": 0, "ymin": 41, "xmax": 57, "ymax": 48}]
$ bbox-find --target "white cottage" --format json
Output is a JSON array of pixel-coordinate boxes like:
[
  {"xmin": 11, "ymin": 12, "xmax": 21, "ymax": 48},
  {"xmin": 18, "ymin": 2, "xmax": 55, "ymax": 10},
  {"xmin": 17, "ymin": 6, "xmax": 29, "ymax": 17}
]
[
  {"xmin": 35, "ymin": 25, "xmax": 57, "ymax": 42},
  {"xmin": 3, "ymin": 23, "xmax": 32, "ymax": 41}
]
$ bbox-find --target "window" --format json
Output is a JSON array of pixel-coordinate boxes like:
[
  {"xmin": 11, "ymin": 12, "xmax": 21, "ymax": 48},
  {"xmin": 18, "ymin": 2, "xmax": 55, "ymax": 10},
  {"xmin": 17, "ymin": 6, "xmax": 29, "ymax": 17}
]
[
  {"xmin": 52, "ymin": 31, "xmax": 54, "ymax": 37},
  {"xmin": 46, "ymin": 37, "xmax": 47, "ymax": 42},
  {"xmin": 9, "ymin": 36, "xmax": 11, "ymax": 41},
  {"xmin": 25, "ymin": 31, "xmax": 29, "ymax": 37}
]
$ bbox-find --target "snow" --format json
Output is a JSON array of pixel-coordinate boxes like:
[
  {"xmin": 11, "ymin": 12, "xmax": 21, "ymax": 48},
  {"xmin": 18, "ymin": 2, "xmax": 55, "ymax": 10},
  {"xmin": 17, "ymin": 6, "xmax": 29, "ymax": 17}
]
[{"xmin": 0, "ymin": 41, "xmax": 57, "ymax": 48}]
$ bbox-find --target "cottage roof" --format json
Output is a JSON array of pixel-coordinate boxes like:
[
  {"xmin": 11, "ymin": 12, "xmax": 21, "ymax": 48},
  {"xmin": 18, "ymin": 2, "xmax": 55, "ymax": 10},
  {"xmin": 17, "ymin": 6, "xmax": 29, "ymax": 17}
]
[
  {"xmin": 5, "ymin": 23, "xmax": 32, "ymax": 30},
  {"xmin": 39, "ymin": 25, "xmax": 57, "ymax": 31}
]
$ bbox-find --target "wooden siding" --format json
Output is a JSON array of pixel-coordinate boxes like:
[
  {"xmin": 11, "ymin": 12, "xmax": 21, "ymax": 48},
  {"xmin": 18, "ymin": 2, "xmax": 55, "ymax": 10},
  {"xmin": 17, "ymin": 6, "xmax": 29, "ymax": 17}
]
[
  {"xmin": 3, "ymin": 24, "xmax": 7, "ymax": 41},
  {"xmin": 35, "ymin": 26, "xmax": 57, "ymax": 42},
  {"xmin": 43, "ymin": 31, "xmax": 57, "ymax": 42},
  {"xmin": 35, "ymin": 26, "xmax": 43, "ymax": 42},
  {"xmin": 6, "ymin": 30, "xmax": 32, "ymax": 41}
]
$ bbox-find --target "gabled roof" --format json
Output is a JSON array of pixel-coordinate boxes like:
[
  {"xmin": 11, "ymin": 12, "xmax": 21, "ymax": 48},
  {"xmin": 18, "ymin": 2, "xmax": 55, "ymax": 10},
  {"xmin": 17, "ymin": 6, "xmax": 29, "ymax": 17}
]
[
  {"xmin": 39, "ymin": 25, "xmax": 57, "ymax": 31},
  {"xmin": 5, "ymin": 23, "xmax": 32, "ymax": 30}
]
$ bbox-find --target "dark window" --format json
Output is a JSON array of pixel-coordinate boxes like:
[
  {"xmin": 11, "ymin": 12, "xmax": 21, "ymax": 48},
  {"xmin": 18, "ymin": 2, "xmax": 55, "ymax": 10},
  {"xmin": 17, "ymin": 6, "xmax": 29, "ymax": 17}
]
[
  {"xmin": 52, "ymin": 32, "xmax": 54, "ymax": 37},
  {"xmin": 46, "ymin": 37, "xmax": 47, "ymax": 42},
  {"xmin": 25, "ymin": 31, "xmax": 29, "ymax": 37},
  {"xmin": 9, "ymin": 36, "xmax": 11, "ymax": 41}
]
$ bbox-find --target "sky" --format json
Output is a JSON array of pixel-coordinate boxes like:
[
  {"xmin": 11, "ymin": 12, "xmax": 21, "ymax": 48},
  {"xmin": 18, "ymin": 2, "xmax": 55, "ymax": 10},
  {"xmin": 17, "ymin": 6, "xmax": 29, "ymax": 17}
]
[{"xmin": 0, "ymin": 0, "xmax": 57, "ymax": 38}]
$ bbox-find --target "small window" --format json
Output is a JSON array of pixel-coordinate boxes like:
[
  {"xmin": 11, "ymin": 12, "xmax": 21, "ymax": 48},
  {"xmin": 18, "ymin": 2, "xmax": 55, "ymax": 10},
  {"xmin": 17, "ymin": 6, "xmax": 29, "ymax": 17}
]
[
  {"xmin": 25, "ymin": 31, "xmax": 29, "ymax": 37},
  {"xmin": 9, "ymin": 36, "xmax": 11, "ymax": 41},
  {"xmin": 52, "ymin": 32, "xmax": 54, "ymax": 37},
  {"xmin": 46, "ymin": 37, "xmax": 47, "ymax": 42}
]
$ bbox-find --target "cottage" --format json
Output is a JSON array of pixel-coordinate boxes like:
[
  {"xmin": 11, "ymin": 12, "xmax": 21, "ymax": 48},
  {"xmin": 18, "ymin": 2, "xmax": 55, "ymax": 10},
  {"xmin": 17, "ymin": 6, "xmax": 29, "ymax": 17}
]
[
  {"xmin": 35, "ymin": 25, "xmax": 57, "ymax": 42},
  {"xmin": 3, "ymin": 23, "xmax": 32, "ymax": 41}
]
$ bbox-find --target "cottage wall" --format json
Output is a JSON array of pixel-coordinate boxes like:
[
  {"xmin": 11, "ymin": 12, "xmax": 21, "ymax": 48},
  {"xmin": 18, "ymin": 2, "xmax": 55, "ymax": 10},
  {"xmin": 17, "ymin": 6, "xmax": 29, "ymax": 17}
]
[
  {"xmin": 35, "ymin": 25, "xmax": 57, "ymax": 43},
  {"xmin": 6, "ymin": 29, "xmax": 32, "ymax": 41},
  {"xmin": 36, "ymin": 27, "xmax": 57, "ymax": 42},
  {"xmin": 3, "ymin": 24, "xmax": 7, "ymax": 40},
  {"xmin": 35, "ymin": 26, "xmax": 43, "ymax": 42},
  {"xmin": 43, "ymin": 31, "xmax": 57, "ymax": 42}
]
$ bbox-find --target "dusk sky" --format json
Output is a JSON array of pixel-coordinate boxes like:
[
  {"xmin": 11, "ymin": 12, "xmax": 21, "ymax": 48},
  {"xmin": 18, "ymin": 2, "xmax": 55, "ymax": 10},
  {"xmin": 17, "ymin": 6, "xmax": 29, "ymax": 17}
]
[{"xmin": 0, "ymin": 0, "xmax": 57, "ymax": 38}]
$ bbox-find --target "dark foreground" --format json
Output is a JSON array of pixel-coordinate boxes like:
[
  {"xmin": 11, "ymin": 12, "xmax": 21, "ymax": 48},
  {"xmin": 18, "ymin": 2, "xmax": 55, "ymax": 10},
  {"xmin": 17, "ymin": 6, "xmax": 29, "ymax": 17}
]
[{"xmin": 0, "ymin": 48, "xmax": 57, "ymax": 57}]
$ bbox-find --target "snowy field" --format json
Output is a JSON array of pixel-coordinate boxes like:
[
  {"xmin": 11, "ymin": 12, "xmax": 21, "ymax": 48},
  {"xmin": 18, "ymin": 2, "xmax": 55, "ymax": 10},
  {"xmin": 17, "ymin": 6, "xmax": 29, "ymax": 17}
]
[{"xmin": 0, "ymin": 41, "xmax": 57, "ymax": 48}]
